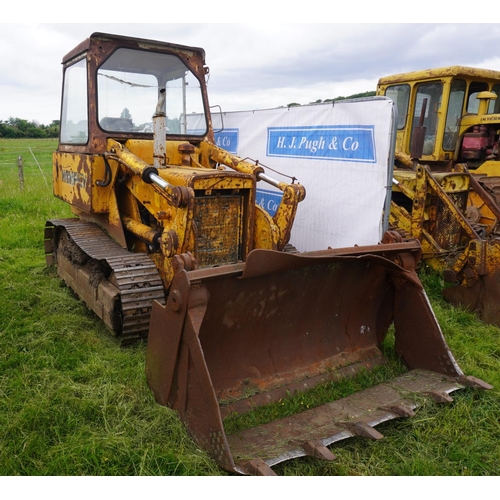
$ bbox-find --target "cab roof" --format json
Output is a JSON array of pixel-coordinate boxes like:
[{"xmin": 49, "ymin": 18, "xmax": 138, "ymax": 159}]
[
  {"xmin": 378, "ymin": 66, "xmax": 500, "ymax": 86},
  {"xmin": 62, "ymin": 32, "xmax": 206, "ymax": 66}
]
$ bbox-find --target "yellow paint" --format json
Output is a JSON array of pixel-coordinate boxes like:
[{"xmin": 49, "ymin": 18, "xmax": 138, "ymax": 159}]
[
  {"xmin": 381, "ymin": 66, "xmax": 500, "ymax": 295},
  {"xmin": 377, "ymin": 66, "xmax": 500, "ymax": 166},
  {"xmin": 53, "ymin": 136, "xmax": 305, "ymax": 291},
  {"xmin": 53, "ymin": 152, "xmax": 114, "ymax": 214}
]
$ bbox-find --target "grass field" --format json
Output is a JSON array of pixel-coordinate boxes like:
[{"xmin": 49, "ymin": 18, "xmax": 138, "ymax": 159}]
[{"xmin": 1, "ymin": 138, "xmax": 499, "ymax": 477}]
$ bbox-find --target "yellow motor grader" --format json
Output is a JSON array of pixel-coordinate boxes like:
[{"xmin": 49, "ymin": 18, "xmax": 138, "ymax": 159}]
[
  {"xmin": 44, "ymin": 34, "xmax": 491, "ymax": 475},
  {"xmin": 377, "ymin": 66, "xmax": 500, "ymax": 326}
]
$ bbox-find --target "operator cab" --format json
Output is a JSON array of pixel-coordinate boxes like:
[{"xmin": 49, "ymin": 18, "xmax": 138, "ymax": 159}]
[
  {"xmin": 59, "ymin": 32, "xmax": 210, "ymax": 151},
  {"xmin": 377, "ymin": 66, "xmax": 500, "ymax": 168}
]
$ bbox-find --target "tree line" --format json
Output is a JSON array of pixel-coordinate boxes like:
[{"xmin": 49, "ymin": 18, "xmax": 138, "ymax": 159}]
[
  {"xmin": 287, "ymin": 91, "xmax": 376, "ymax": 108},
  {"xmin": 0, "ymin": 118, "xmax": 60, "ymax": 138},
  {"xmin": 0, "ymin": 92, "xmax": 376, "ymax": 138}
]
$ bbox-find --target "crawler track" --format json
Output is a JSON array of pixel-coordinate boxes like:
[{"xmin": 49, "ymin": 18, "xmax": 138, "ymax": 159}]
[{"xmin": 45, "ymin": 218, "xmax": 165, "ymax": 344}]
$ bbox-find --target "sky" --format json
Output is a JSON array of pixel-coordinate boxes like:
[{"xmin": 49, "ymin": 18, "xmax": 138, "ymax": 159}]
[{"xmin": 1, "ymin": 7, "xmax": 499, "ymax": 125}]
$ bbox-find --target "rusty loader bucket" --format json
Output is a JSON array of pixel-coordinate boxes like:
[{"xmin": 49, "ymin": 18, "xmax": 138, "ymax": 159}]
[{"xmin": 145, "ymin": 240, "xmax": 491, "ymax": 475}]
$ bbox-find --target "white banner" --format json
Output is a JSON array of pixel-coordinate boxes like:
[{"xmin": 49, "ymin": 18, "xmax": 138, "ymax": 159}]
[{"xmin": 189, "ymin": 98, "xmax": 396, "ymax": 251}]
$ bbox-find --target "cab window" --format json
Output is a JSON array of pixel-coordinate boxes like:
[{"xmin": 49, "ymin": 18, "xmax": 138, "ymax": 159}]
[
  {"xmin": 488, "ymin": 84, "xmax": 500, "ymax": 114},
  {"xmin": 97, "ymin": 48, "xmax": 207, "ymax": 136},
  {"xmin": 384, "ymin": 84, "xmax": 410, "ymax": 129},
  {"xmin": 411, "ymin": 81, "xmax": 443, "ymax": 155},
  {"xmin": 467, "ymin": 81, "xmax": 489, "ymax": 113},
  {"xmin": 443, "ymin": 79, "xmax": 466, "ymax": 151},
  {"xmin": 60, "ymin": 58, "xmax": 89, "ymax": 144}
]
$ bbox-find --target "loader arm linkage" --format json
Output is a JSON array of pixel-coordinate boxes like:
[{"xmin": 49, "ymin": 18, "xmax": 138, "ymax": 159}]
[{"xmin": 208, "ymin": 142, "xmax": 306, "ymax": 250}]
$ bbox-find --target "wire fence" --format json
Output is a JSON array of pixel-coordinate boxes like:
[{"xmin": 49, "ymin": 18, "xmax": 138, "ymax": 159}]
[
  {"xmin": 0, "ymin": 139, "xmax": 56, "ymax": 189},
  {"xmin": 0, "ymin": 142, "xmax": 55, "ymax": 163}
]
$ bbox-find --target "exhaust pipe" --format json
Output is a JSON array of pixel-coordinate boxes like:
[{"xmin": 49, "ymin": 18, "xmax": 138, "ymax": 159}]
[{"xmin": 153, "ymin": 88, "xmax": 167, "ymax": 169}]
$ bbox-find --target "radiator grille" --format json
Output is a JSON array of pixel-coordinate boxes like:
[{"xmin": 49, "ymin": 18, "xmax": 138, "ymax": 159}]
[{"xmin": 193, "ymin": 194, "xmax": 243, "ymax": 267}]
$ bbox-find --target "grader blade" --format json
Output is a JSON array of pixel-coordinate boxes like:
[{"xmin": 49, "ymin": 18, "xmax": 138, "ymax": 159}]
[
  {"xmin": 443, "ymin": 239, "xmax": 500, "ymax": 327},
  {"xmin": 443, "ymin": 272, "xmax": 500, "ymax": 327},
  {"xmin": 145, "ymin": 241, "xmax": 491, "ymax": 475}
]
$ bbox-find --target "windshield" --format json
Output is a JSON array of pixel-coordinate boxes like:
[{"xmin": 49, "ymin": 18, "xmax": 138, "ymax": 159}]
[{"xmin": 97, "ymin": 48, "xmax": 207, "ymax": 136}]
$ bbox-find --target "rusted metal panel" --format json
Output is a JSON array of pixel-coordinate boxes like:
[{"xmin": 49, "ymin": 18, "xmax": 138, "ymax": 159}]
[
  {"xmin": 193, "ymin": 194, "xmax": 243, "ymax": 267},
  {"xmin": 53, "ymin": 152, "xmax": 111, "ymax": 214},
  {"xmin": 443, "ymin": 239, "xmax": 500, "ymax": 326}
]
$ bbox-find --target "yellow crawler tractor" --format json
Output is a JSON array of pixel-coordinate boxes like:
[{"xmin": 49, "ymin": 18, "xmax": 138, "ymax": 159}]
[
  {"xmin": 377, "ymin": 66, "xmax": 500, "ymax": 326},
  {"xmin": 45, "ymin": 34, "xmax": 491, "ymax": 475}
]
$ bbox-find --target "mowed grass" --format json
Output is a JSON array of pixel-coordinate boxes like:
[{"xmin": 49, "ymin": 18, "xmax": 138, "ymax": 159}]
[{"xmin": 1, "ymin": 138, "xmax": 500, "ymax": 476}]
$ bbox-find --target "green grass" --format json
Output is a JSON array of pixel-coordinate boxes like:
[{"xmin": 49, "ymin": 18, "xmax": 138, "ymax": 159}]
[
  {"xmin": 1, "ymin": 138, "xmax": 500, "ymax": 476},
  {"xmin": 223, "ymin": 339, "xmax": 408, "ymax": 436}
]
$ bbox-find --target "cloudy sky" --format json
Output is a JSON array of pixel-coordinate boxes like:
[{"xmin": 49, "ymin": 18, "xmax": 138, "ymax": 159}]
[{"xmin": 1, "ymin": 9, "xmax": 498, "ymax": 125}]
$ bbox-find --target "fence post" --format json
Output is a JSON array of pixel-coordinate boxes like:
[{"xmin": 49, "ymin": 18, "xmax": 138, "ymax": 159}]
[{"xmin": 17, "ymin": 156, "xmax": 24, "ymax": 190}]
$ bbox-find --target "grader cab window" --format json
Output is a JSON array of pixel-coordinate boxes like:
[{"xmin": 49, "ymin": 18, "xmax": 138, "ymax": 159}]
[
  {"xmin": 97, "ymin": 48, "xmax": 207, "ymax": 136},
  {"xmin": 488, "ymin": 84, "xmax": 500, "ymax": 114},
  {"xmin": 466, "ymin": 81, "xmax": 489, "ymax": 113},
  {"xmin": 411, "ymin": 81, "xmax": 443, "ymax": 155},
  {"xmin": 384, "ymin": 84, "xmax": 410, "ymax": 129},
  {"xmin": 443, "ymin": 79, "xmax": 466, "ymax": 151}
]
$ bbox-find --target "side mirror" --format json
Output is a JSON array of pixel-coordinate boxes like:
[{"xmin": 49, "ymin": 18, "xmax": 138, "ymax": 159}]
[{"xmin": 211, "ymin": 105, "xmax": 224, "ymax": 134}]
